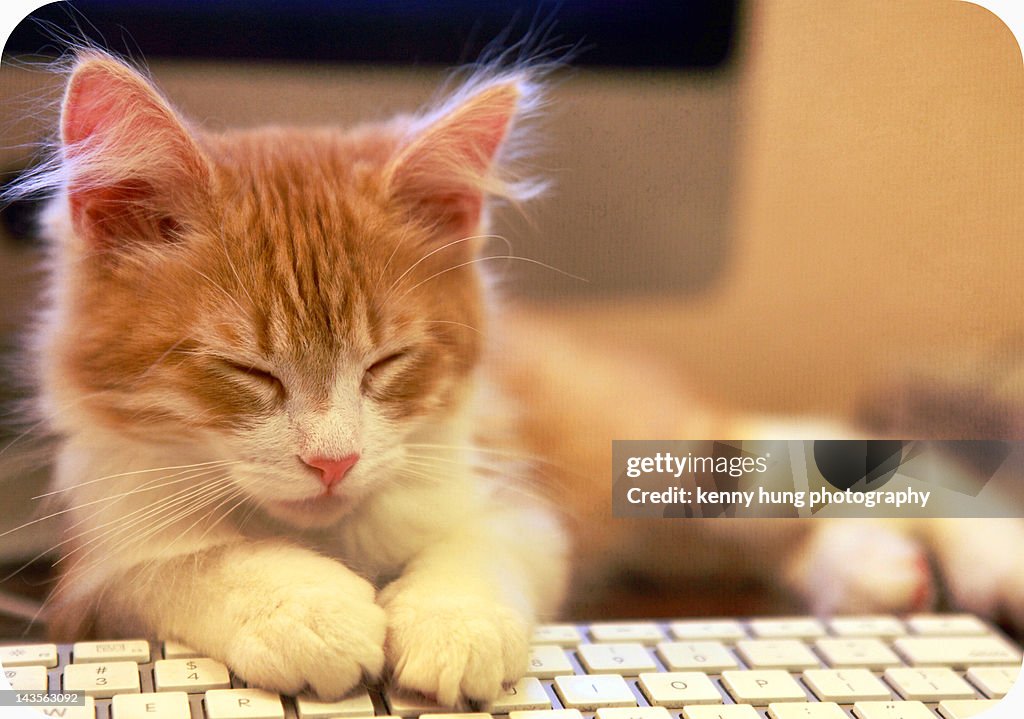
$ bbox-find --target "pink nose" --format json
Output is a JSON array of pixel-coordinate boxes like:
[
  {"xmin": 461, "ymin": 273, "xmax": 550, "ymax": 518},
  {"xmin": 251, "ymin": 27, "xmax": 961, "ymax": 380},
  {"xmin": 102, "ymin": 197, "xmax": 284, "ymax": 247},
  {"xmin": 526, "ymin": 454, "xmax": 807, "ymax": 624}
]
[{"xmin": 302, "ymin": 454, "xmax": 359, "ymax": 490}]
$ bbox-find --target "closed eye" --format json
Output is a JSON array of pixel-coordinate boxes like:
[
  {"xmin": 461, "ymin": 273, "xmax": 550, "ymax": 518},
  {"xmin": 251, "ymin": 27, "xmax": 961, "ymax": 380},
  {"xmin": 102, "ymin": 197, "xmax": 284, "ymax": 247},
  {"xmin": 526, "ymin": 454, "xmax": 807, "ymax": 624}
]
[
  {"xmin": 365, "ymin": 350, "xmax": 408, "ymax": 378},
  {"xmin": 222, "ymin": 360, "xmax": 285, "ymax": 397},
  {"xmin": 362, "ymin": 349, "xmax": 411, "ymax": 394}
]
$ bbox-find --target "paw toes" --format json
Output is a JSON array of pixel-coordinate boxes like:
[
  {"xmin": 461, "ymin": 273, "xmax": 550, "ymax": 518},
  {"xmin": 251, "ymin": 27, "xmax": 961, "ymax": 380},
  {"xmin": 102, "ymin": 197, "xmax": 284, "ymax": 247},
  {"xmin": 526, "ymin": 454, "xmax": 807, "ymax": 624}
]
[
  {"xmin": 385, "ymin": 599, "xmax": 529, "ymax": 707},
  {"xmin": 460, "ymin": 658, "xmax": 505, "ymax": 704}
]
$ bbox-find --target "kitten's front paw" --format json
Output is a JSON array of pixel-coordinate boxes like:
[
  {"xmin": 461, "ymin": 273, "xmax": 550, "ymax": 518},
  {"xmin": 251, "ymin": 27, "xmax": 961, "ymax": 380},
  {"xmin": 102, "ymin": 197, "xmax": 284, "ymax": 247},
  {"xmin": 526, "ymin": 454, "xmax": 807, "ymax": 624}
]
[
  {"xmin": 224, "ymin": 568, "xmax": 386, "ymax": 700},
  {"xmin": 791, "ymin": 522, "xmax": 934, "ymax": 614},
  {"xmin": 384, "ymin": 592, "xmax": 530, "ymax": 706}
]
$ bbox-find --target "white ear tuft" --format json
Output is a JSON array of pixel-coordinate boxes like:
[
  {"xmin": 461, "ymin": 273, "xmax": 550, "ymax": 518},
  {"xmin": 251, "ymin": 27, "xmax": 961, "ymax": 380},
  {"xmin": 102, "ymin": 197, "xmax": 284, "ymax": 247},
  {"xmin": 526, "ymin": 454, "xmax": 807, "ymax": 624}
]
[{"xmin": 384, "ymin": 74, "xmax": 544, "ymax": 240}]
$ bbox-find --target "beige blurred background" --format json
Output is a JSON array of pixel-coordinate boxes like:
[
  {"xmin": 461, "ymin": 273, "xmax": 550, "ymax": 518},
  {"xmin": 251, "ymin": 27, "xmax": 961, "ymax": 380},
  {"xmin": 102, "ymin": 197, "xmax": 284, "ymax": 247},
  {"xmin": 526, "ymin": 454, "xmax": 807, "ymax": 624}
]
[{"xmin": 0, "ymin": 0, "xmax": 1022, "ymax": 561}]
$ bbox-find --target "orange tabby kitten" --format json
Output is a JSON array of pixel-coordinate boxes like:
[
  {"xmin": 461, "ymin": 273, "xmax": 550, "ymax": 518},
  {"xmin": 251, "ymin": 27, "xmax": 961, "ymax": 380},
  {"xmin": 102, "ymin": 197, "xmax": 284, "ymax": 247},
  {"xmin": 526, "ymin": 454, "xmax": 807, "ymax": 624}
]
[{"xmin": 31, "ymin": 51, "xmax": 566, "ymax": 704}]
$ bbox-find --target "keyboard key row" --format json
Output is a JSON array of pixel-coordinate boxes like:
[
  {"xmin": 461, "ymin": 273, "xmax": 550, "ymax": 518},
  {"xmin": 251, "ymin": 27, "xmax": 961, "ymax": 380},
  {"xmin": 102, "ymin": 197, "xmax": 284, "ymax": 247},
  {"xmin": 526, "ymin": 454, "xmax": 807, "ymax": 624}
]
[
  {"xmin": 528, "ymin": 614, "xmax": 998, "ymax": 645},
  {"xmin": 560, "ymin": 636, "xmax": 1020, "ymax": 673},
  {"xmin": 47, "ymin": 658, "xmax": 1024, "ymax": 704}
]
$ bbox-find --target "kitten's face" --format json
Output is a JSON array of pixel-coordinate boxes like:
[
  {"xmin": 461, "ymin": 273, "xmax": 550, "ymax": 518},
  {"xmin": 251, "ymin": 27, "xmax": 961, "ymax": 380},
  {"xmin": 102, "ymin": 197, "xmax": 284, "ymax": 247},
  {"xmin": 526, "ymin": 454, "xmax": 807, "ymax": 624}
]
[{"xmin": 43, "ymin": 56, "xmax": 527, "ymax": 528}]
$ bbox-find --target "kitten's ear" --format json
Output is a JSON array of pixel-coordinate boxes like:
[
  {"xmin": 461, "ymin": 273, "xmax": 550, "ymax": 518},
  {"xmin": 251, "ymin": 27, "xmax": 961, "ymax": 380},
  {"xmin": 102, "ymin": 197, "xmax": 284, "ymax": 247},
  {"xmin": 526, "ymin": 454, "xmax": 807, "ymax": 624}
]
[
  {"xmin": 384, "ymin": 77, "xmax": 533, "ymax": 242},
  {"xmin": 60, "ymin": 54, "xmax": 211, "ymax": 249}
]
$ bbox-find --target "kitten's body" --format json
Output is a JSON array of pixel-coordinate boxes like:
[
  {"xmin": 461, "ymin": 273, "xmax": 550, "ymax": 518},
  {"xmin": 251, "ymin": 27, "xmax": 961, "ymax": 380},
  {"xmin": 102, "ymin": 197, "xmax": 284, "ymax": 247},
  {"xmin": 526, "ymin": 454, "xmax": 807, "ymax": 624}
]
[{"xmin": 27, "ymin": 52, "xmax": 1024, "ymax": 707}]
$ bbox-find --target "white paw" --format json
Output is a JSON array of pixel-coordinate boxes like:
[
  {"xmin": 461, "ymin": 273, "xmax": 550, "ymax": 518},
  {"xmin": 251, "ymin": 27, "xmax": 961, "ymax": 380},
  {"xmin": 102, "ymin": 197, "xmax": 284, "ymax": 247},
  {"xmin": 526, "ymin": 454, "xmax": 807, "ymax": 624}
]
[
  {"xmin": 792, "ymin": 522, "xmax": 934, "ymax": 614},
  {"xmin": 383, "ymin": 591, "xmax": 530, "ymax": 706},
  {"xmin": 222, "ymin": 560, "xmax": 386, "ymax": 700}
]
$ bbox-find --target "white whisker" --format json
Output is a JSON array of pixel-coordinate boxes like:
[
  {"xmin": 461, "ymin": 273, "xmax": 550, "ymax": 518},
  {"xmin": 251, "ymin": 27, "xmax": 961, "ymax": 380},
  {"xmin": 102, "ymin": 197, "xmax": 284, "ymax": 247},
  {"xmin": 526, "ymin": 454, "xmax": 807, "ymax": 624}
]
[
  {"xmin": 384, "ymin": 234, "xmax": 512, "ymax": 300},
  {"xmin": 32, "ymin": 460, "xmax": 238, "ymax": 499},
  {"xmin": 396, "ymin": 254, "xmax": 587, "ymax": 301}
]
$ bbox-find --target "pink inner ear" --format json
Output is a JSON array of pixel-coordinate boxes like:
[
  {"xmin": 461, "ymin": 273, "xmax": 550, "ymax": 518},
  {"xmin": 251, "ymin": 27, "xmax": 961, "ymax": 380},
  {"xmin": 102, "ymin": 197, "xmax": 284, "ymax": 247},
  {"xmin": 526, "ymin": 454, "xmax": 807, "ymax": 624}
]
[
  {"xmin": 60, "ymin": 58, "xmax": 208, "ymax": 248},
  {"xmin": 62, "ymin": 68, "xmax": 115, "ymax": 148},
  {"xmin": 388, "ymin": 82, "xmax": 521, "ymax": 237},
  {"xmin": 62, "ymin": 62, "xmax": 172, "ymax": 155},
  {"xmin": 443, "ymin": 90, "xmax": 518, "ymax": 175}
]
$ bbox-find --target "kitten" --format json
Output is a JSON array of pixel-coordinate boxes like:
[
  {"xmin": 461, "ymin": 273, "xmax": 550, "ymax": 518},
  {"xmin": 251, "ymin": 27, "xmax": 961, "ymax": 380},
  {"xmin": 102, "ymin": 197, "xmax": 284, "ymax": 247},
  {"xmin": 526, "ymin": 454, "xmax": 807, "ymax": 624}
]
[{"xmin": 29, "ymin": 51, "xmax": 567, "ymax": 704}]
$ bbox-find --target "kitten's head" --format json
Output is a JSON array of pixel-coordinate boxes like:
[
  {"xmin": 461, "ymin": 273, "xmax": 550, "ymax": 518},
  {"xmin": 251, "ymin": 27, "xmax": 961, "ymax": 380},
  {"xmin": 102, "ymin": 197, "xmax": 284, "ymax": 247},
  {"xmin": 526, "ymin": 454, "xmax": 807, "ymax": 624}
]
[{"xmin": 36, "ymin": 53, "xmax": 542, "ymax": 527}]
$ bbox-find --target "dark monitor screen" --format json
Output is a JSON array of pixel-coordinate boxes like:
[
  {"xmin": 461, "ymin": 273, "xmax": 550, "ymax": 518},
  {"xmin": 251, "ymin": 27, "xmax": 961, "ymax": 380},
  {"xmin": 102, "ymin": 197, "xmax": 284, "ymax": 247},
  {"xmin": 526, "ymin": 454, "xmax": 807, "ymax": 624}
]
[{"xmin": 6, "ymin": 0, "xmax": 741, "ymax": 70}]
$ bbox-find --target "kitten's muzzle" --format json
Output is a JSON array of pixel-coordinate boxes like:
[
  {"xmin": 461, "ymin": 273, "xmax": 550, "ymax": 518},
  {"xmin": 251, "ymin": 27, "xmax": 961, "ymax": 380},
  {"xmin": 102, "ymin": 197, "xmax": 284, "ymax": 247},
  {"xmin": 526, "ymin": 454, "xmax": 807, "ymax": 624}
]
[{"xmin": 301, "ymin": 453, "xmax": 360, "ymax": 491}]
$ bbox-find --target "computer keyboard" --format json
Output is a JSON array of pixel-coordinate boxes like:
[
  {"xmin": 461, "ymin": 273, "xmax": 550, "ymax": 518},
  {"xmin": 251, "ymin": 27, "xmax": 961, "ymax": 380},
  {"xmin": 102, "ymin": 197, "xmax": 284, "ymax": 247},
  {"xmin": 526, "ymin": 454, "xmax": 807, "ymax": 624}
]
[{"xmin": 1, "ymin": 614, "xmax": 1020, "ymax": 719}]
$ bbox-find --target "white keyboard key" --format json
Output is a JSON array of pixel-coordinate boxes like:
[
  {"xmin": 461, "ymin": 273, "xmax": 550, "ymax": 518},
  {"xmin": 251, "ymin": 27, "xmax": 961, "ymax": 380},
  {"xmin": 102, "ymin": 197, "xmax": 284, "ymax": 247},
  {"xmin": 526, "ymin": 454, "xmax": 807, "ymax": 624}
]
[
  {"xmin": 162, "ymin": 641, "xmax": 201, "ymax": 659},
  {"xmin": 533, "ymin": 625, "xmax": 583, "ymax": 646},
  {"xmin": 852, "ymin": 701, "xmax": 935, "ymax": 719},
  {"xmin": 965, "ymin": 665, "xmax": 1020, "ymax": 698},
  {"xmin": 64, "ymin": 661, "xmax": 141, "ymax": 698},
  {"xmin": 554, "ymin": 674, "xmax": 637, "ymax": 710},
  {"xmin": 73, "ymin": 640, "xmax": 150, "ymax": 664},
  {"xmin": 527, "ymin": 645, "xmax": 575, "ymax": 677},
  {"xmin": 35, "ymin": 697, "xmax": 96, "ymax": 719},
  {"xmin": 204, "ymin": 688, "xmax": 285, "ymax": 719},
  {"xmin": 907, "ymin": 614, "xmax": 989, "ymax": 636},
  {"xmin": 597, "ymin": 708, "xmax": 672, "ymax": 719},
  {"xmin": 487, "ymin": 677, "xmax": 552, "ymax": 713},
  {"xmin": 893, "ymin": 636, "xmax": 1022, "ymax": 668},
  {"xmin": 111, "ymin": 691, "xmax": 191, "ymax": 719},
  {"xmin": 814, "ymin": 638, "xmax": 901, "ymax": 669},
  {"xmin": 577, "ymin": 643, "xmax": 657, "ymax": 674},
  {"xmin": 829, "ymin": 617, "xmax": 906, "ymax": 638},
  {"xmin": 936, "ymin": 699, "xmax": 1002, "ymax": 719},
  {"xmin": 768, "ymin": 703, "xmax": 847, "ymax": 719},
  {"xmin": 883, "ymin": 667, "xmax": 975, "ymax": 701},
  {"xmin": 720, "ymin": 670, "xmax": 807, "ymax": 704},
  {"xmin": 3, "ymin": 665, "xmax": 48, "ymax": 690},
  {"xmin": 0, "ymin": 643, "xmax": 59, "ymax": 668},
  {"xmin": 735, "ymin": 640, "xmax": 819, "ymax": 670},
  {"xmin": 656, "ymin": 641, "xmax": 737, "ymax": 672},
  {"xmin": 154, "ymin": 658, "xmax": 231, "ymax": 692},
  {"xmin": 670, "ymin": 621, "xmax": 746, "ymax": 643},
  {"xmin": 802, "ymin": 669, "xmax": 892, "ymax": 702},
  {"xmin": 637, "ymin": 671, "xmax": 722, "ymax": 707},
  {"xmin": 682, "ymin": 707, "xmax": 760, "ymax": 719},
  {"xmin": 748, "ymin": 618, "xmax": 825, "ymax": 640},
  {"xmin": 296, "ymin": 688, "xmax": 375, "ymax": 718},
  {"xmin": 510, "ymin": 711, "xmax": 583, "ymax": 719},
  {"xmin": 385, "ymin": 689, "xmax": 446, "ymax": 717},
  {"xmin": 590, "ymin": 623, "xmax": 665, "ymax": 645},
  {"xmin": 422, "ymin": 714, "xmax": 492, "ymax": 719}
]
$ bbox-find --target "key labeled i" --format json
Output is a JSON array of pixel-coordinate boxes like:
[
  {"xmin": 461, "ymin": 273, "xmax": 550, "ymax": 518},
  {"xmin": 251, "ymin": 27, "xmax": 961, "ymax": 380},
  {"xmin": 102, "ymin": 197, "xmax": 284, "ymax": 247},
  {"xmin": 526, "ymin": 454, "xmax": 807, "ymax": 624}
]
[{"xmin": 554, "ymin": 674, "xmax": 637, "ymax": 710}]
